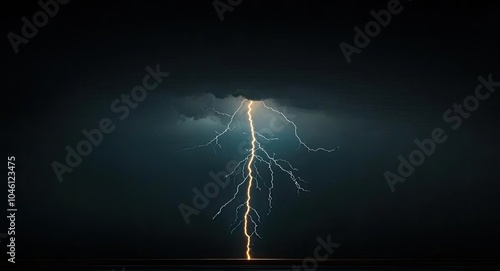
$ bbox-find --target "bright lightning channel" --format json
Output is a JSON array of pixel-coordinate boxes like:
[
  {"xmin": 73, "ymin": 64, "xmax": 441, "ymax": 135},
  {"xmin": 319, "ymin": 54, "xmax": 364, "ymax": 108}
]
[
  {"xmin": 244, "ymin": 100, "xmax": 256, "ymax": 260},
  {"xmin": 180, "ymin": 98, "xmax": 338, "ymax": 260}
]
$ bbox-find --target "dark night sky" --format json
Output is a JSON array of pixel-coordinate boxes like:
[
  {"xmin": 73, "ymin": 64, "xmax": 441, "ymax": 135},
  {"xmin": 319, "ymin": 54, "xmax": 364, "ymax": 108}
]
[{"xmin": 2, "ymin": 0, "xmax": 500, "ymax": 261}]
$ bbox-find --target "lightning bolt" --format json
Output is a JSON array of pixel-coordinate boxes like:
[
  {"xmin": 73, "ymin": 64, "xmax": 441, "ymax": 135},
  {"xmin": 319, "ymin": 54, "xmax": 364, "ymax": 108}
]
[
  {"xmin": 244, "ymin": 100, "xmax": 256, "ymax": 259},
  {"xmin": 180, "ymin": 98, "xmax": 337, "ymax": 259}
]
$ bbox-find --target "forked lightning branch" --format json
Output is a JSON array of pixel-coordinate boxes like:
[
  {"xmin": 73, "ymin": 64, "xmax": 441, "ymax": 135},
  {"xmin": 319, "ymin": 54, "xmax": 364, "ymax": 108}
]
[{"xmin": 179, "ymin": 98, "xmax": 338, "ymax": 259}]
